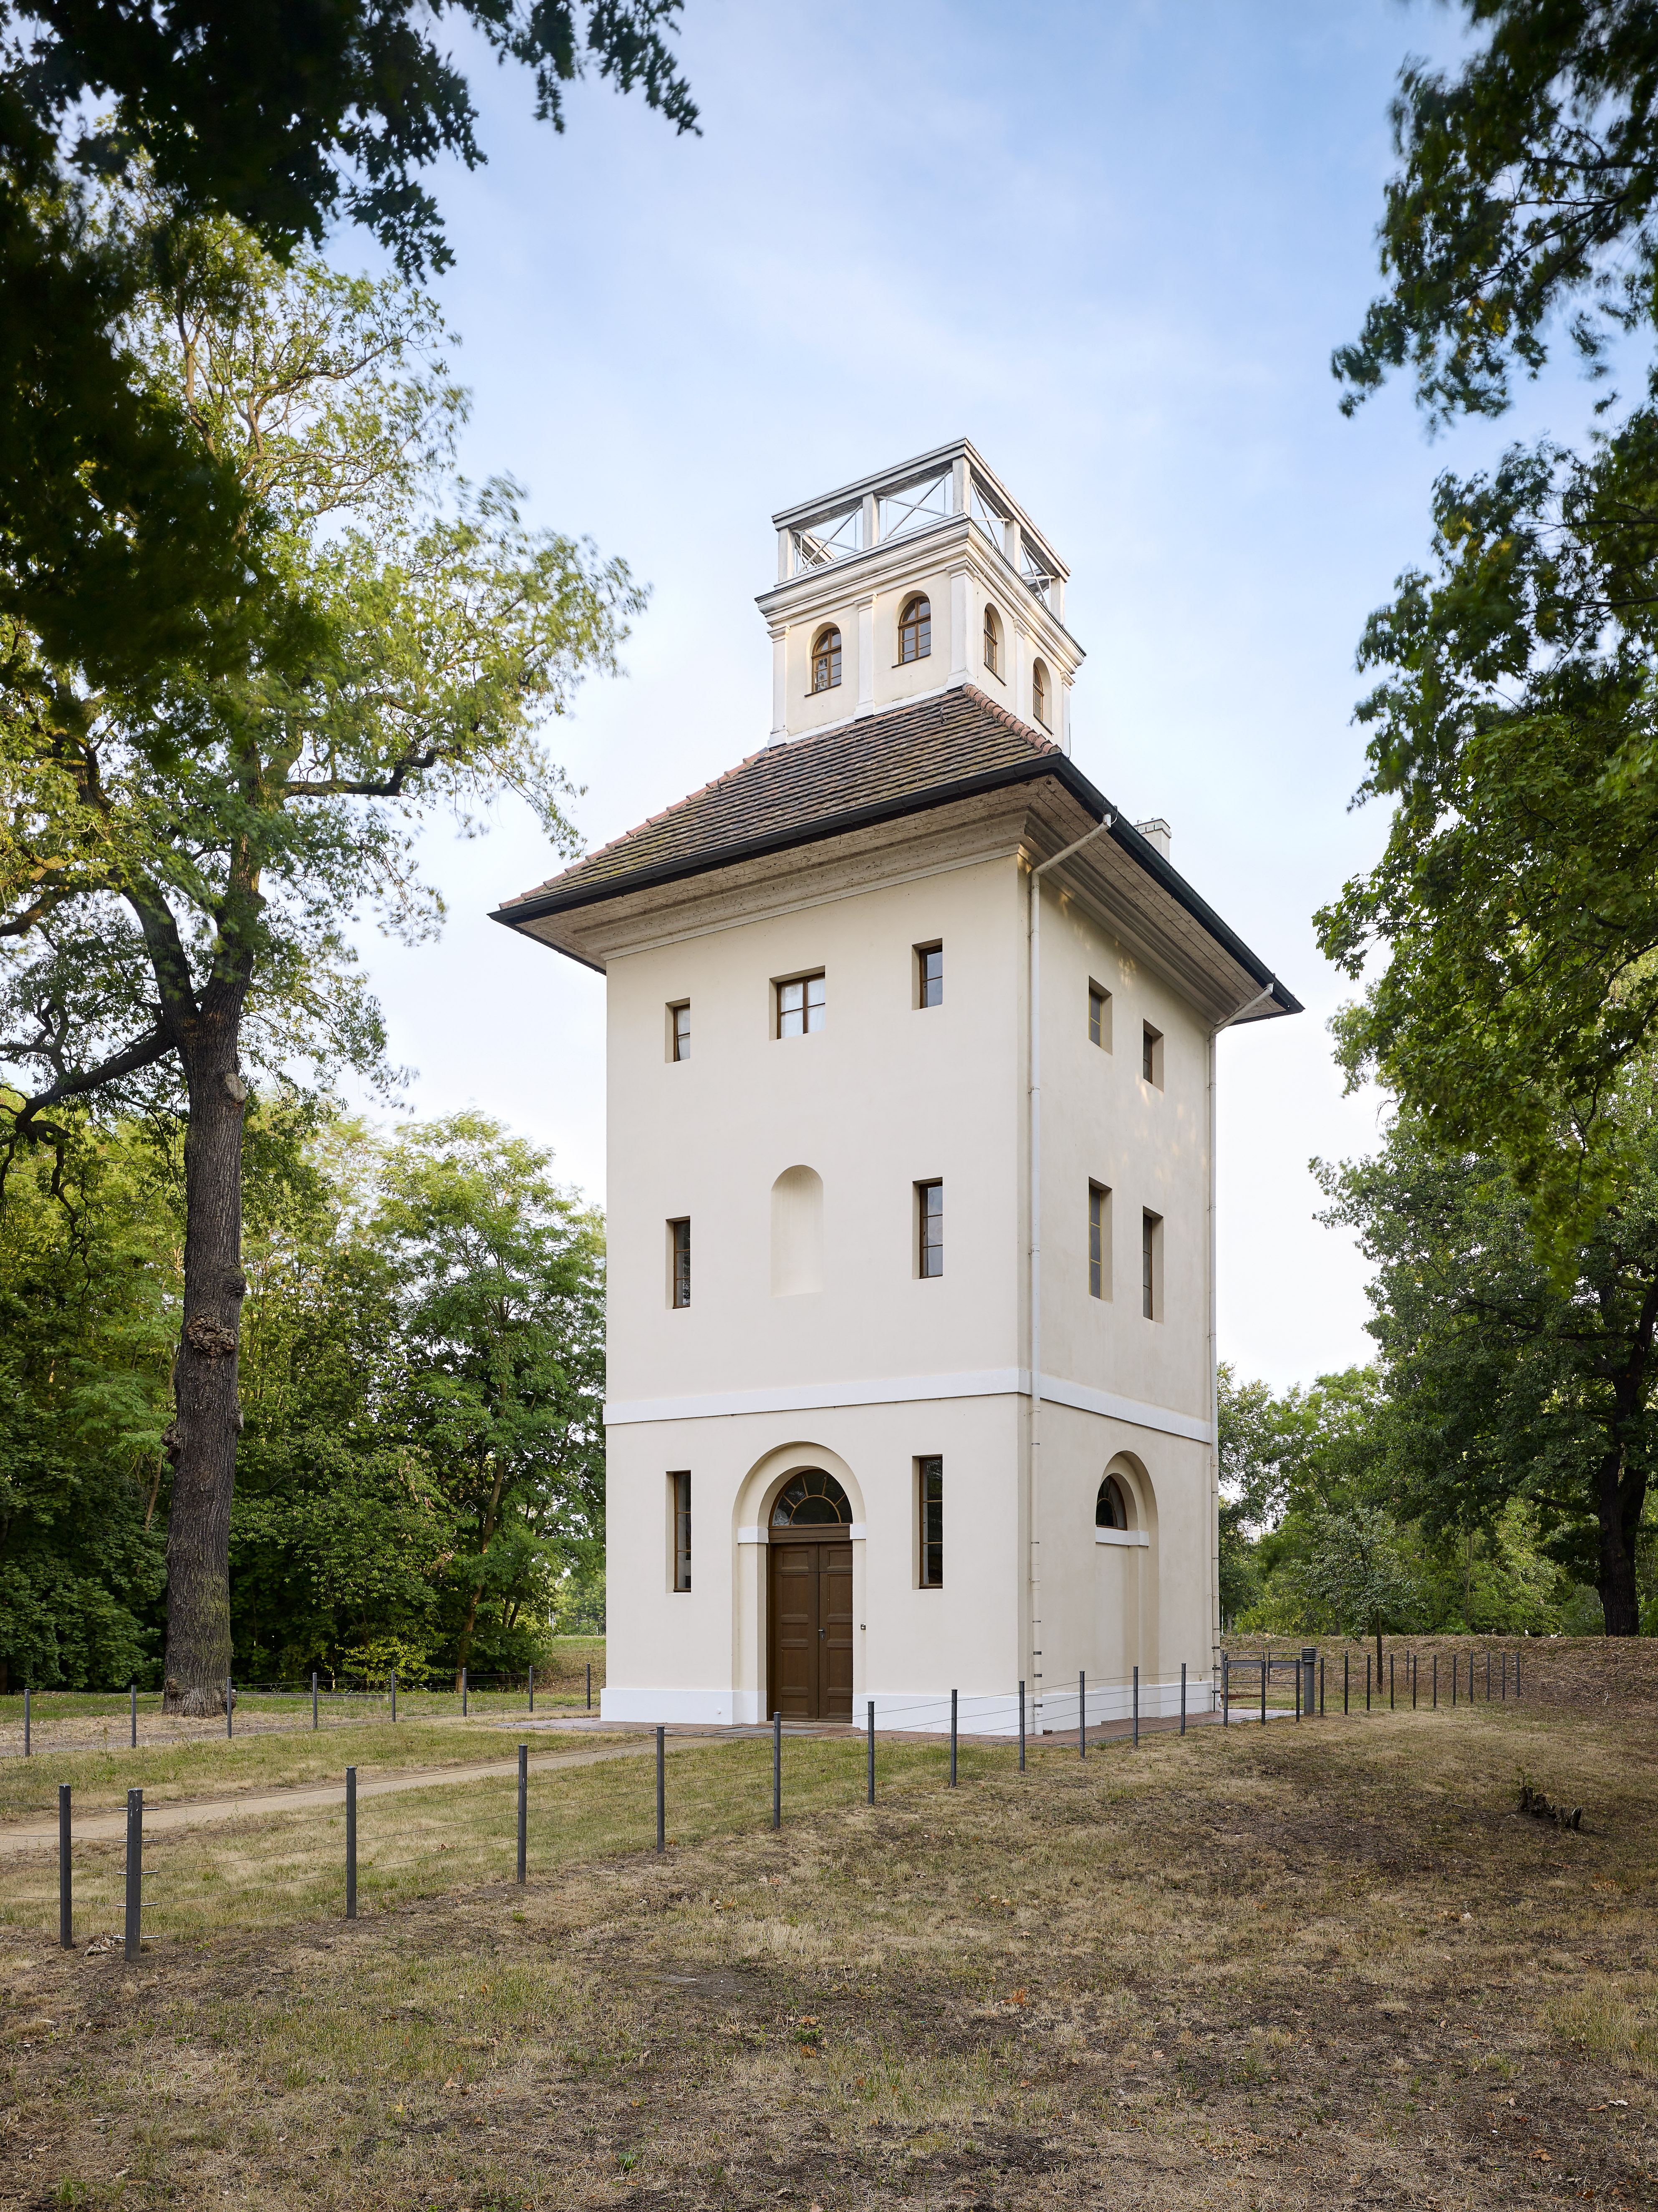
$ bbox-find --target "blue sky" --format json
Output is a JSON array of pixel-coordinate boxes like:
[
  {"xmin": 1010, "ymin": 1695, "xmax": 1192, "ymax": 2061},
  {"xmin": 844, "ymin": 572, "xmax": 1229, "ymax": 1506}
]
[{"xmin": 343, "ymin": 0, "xmax": 1587, "ymax": 1393}]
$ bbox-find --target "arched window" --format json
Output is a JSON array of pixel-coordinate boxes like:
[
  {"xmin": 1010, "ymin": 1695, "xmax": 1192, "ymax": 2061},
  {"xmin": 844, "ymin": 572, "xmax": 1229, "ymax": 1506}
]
[
  {"xmin": 811, "ymin": 625, "xmax": 842, "ymax": 694},
  {"xmin": 772, "ymin": 1467, "xmax": 852, "ymax": 1526},
  {"xmin": 982, "ymin": 604, "xmax": 1002, "ymax": 678},
  {"xmin": 1032, "ymin": 658, "xmax": 1050, "ymax": 728},
  {"xmin": 1096, "ymin": 1474, "xmax": 1130, "ymax": 1530},
  {"xmin": 898, "ymin": 594, "xmax": 931, "ymax": 665}
]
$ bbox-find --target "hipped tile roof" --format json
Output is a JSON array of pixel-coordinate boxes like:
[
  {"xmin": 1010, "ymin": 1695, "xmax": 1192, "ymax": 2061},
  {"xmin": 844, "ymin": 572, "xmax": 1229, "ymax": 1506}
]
[{"xmin": 494, "ymin": 686, "xmax": 1060, "ymax": 916}]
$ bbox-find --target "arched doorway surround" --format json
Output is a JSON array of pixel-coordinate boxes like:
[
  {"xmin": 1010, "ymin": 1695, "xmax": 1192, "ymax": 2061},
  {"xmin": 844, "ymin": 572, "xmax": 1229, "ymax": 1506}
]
[
  {"xmin": 1095, "ymin": 1451, "xmax": 1160, "ymax": 1684},
  {"xmin": 732, "ymin": 1444, "xmax": 866, "ymax": 1727}
]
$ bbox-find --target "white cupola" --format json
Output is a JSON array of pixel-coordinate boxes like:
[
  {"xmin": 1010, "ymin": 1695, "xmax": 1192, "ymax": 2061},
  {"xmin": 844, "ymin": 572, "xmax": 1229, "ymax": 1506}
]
[{"xmin": 755, "ymin": 439, "xmax": 1083, "ymax": 752}]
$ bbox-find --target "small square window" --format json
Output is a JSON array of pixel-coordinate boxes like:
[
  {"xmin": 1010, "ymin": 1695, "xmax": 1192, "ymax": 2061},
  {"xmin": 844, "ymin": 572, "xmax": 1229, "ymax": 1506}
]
[
  {"xmin": 669, "ymin": 1002, "xmax": 690, "ymax": 1062},
  {"xmin": 671, "ymin": 1471, "xmax": 691, "ymax": 1591},
  {"xmin": 1089, "ymin": 1182, "xmax": 1110, "ymax": 1300},
  {"xmin": 1089, "ymin": 983, "xmax": 1111, "ymax": 1051},
  {"xmin": 1141, "ymin": 1022, "xmax": 1163, "ymax": 1087},
  {"xmin": 919, "ymin": 1457, "xmax": 943, "ymax": 1588},
  {"xmin": 917, "ymin": 944, "xmax": 943, "ymax": 1008},
  {"xmin": 777, "ymin": 972, "xmax": 826, "ymax": 1038},
  {"xmin": 670, "ymin": 1218, "xmax": 691, "ymax": 1308},
  {"xmin": 917, "ymin": 1180, "xmax": 943, "ymax": 1278}
]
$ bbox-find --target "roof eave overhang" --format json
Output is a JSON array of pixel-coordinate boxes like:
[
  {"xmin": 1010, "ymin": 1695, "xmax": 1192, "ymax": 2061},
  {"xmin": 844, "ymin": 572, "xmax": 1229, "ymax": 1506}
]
[{"xmin": 489, "ymin": 752, "xmax": 1302, "ymax": 1018}]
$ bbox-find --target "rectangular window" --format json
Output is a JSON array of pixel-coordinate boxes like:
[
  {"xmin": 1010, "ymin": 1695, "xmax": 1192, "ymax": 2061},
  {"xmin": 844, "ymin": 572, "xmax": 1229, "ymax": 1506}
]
[
  {"xmin": 1142, "ymin": 1022, "xmax": 1163, "ymax": 1087},
  {"xmin": 917, "ymin": 943, "xmax": 943, "ymax": 1008},
  {"xmin": 919, "ymin": 1457, "xmax": 943, "ymax": 1588},
  {"xmin": 669, "ymin": 1002, "xmax": 690, "ymax": 1062},
  {"xmin": 777, "ymin": 972, "xmax": 826, "ymax": 1038},
  {"xmin": 1089, "ymin": 1182, "xmax": 1110, "ymax": 1300},
  {"xmin": 671, "ymin": 1472, "xmax": 691, "ymax": 1591},
  {"xmin": 1089, "ymin": 983, "xmax": 1111, "ymax": 1051},
  {"xmin": 1142, "ymin": 1210, "xmax": 1160, "ymax": 1321},
  {"xmin": 670, "ymin": 1217, "xmax": 691, "ymax": 1308},
  {"xmin": 918, "ymin": 1180, "xmax": 943, "ymax": 1278}
]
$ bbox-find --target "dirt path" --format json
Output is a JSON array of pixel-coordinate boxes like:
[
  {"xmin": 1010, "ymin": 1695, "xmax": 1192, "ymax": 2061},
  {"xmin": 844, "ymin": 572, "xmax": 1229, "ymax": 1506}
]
[{"xmin": 0, "ymin": 1742, "xmax": 659, "ymax": 1854}]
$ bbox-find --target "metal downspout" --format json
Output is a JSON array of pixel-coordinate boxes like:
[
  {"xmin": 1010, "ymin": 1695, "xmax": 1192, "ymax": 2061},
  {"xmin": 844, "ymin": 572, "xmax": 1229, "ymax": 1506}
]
[{"xmin": 1027, "ymin": 814, "xmax": 1113, "ymax": 1732}]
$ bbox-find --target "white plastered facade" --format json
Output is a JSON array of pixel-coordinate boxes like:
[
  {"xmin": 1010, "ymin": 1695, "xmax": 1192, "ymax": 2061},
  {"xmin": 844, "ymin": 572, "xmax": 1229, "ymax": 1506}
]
[{"xmin": 495, "ymin": 443, "xmax": 1294, "ymax": 1736}]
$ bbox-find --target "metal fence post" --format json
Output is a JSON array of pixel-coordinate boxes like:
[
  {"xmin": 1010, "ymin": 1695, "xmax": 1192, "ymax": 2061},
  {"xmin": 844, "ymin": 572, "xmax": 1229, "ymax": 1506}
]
[
  {"xmin": 528, "ymin": 1665, "xmax": 534, "ymax": 1715},
  {"xmin": 1018, "ymin": 1680, "xmax": 1026, "ymax": 1772},
  {"xmin": 867, "ymin": 1701, "xmax": 875, "ymax": 1805},
  {"xmin": 226, "ymin": 1677, "xmax": 233, "ymax": 1738},
  {"xmin": 124, "ymin": 1789, "xmax": 142, "ymax": 1961},
  {"xmin": 1133, "ymin": 1664, "xmax": 1140, "ymax": 1747},
  {"xmin": 312, "ymin": 1671, "xmax": 318, "ymax": 1731},
  {"xmin": 461, "ymin": 1667, "xmax": 468, "ymax": 1718},
  {"xmin": 1222, "ymin": 1651, "xmax": 1229, "ymax": 1725},
  {"xmin": 1078, "ymin": 1672, "xmax": 1085, "ymax": 1760},
  {"xmin": 23, "ymin": 1684, "xmax": 29, "ymax": 1757},
  {"xmin": 586, "ymin": 1662, "xmax": 592, "ymax": 1711},
  {"xmin": 131, "ymin": 1682, "xmax": 138, "ymax": 1749},
  {"xmin": 1180, "ymin": 1661, "xmax": 1187, "ymax": 1736},
  {"xmin": 655, "ymin": 1727, "xmax": 665, "ymax": 1854},
  {"xmin": 391, "ymin": 1669, "xmax": 396, "ymax": 1724},
  {"xmin": 346, "ymin": 1766, "xmax": 357, "ymax": 1919},
  {"xmin": 772, "ymin": 1712, "xmax": 781, "ymax": 1830},
  {"xmin": 1261, "ymin": 1654, "xmax": 1267, "ymax": 1726},
  {"xmin": 517, "ymin": 1743, "xmax": 528, "ymax": 1884},
  {"xmin": 1344, "ymin": 1652, "xmax": 1349, "ymax": 1715},
  {"xmin": 1390, "ymin": 1655, "xmax": 1395, "ymax": 1710},
  {"xmin": 59, "ymin": 1785, "xmax": 72, "ymax": 1949},
  {"xmin": 951, "ymin": 1689, "xmax": 959, "ymax": 1785},
  {"xmin": 1320, "ymin": 1655, "xmax": 1325, "ymax": 1716}
]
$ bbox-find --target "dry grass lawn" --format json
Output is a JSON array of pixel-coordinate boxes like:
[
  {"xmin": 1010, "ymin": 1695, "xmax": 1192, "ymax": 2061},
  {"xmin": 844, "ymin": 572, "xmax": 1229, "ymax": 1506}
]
[{"xmin": 3, "ymin": 1690, "xmax": 1656, "ymax": 2210}]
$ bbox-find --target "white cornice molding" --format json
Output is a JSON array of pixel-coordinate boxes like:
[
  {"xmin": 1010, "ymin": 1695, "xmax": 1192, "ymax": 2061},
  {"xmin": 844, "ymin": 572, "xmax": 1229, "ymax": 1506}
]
[{"xmin": 603, "ymin": 1369, "xmax": 1213, "ymax": 1446}]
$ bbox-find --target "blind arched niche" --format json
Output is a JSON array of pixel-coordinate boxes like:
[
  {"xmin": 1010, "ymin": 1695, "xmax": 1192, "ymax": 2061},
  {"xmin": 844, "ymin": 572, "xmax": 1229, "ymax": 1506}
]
[{"xmin": 770, "ymin": 1166, "xmax": 824, "ymax": 1296}]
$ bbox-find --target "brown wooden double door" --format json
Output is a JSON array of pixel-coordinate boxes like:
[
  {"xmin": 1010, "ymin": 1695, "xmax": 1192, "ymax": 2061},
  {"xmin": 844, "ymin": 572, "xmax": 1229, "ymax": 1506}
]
[{"xmin": 767, "ymin": 1538, "xmax": 853, "ymax": 1722}]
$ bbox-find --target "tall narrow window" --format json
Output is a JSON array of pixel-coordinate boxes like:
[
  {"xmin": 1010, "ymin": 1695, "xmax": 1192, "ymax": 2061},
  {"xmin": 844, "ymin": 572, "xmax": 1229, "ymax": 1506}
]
[
  {"xmin": 1141, "ymin": 1212, "xmax": 1158, "ymax": 1321},
  {"xmin": 1089, "ymin": 1182, "xmax": 1109, "ymax": 1300},
  {"xmin": 898, "ymin": 594, "xmax": 931, "ymax": 664},
  {"xmin": 671, "ymin": 1217, "xmax": 691, "ymax": 1308},
  {"xmin": 670, "ymin": 1002, "xmax": 690, "ymax": 1062},
  {"xmin": 1142, "ymin": 1022, "xmax": 1162, "ymax": 1087},
  {"xmin": 810, "ymin": 625, "xmax": 843, "ymax": 693},
  {"xmin": 777, "ymin": 972, "xmax": 826, "ymax": 1037},
  {"xmin": 1032, "ymin": 658, "xmax": 1051, "ymax": 728},
  {"xmin": 1088, "ymin": 983, "xmax": 1110, "ymax": 1050},
  {"xmin": 919, "ymin": 1457, "xmax": 943, "ymax": 1587},
  {"xmin": 917, "ymin": 943, "xmax": 943, "ymax": 1008},
  {"xmin": 982, "ymin": 604, "xmax": 1001, "ymax": 677},
  {"xmin": 671, "ymin": 1472, "xmax": 691, "ymax": 1591},
  {"xmin": 918, "ymin": 1180, "xmax": 943, "ymax": 1277}
]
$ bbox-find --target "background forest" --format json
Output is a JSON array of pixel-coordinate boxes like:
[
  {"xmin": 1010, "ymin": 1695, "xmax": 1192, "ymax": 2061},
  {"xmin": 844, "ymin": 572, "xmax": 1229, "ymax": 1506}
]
[{"xmin": 0, "ymin": 1106, "xmax": 605, "ymax": 1691}]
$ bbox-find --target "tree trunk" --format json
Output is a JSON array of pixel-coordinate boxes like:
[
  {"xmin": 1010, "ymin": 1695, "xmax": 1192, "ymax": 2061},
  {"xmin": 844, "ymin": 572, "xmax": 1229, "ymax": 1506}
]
[
  {"xmin": 162, "ymin": 1040, "xmax": 249, "ymax": 1713},
  {"xmin": 1596, "ymin": 1441, "xmax": 1643, "ymax": 1636}
]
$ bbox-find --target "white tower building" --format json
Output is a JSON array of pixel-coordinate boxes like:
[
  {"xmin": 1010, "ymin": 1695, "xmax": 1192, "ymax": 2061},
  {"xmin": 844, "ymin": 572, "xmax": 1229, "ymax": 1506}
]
[{"xmin": 492, "ymin": 441, "xmax": 1297, "ymax": 1735}]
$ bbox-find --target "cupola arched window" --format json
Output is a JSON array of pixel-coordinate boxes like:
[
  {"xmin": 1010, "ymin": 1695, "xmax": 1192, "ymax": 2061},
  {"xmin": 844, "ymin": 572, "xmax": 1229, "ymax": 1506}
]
[
  {"xmin": 1032, "ymin": 658, "xmax": 1051, "ymax": 728},
  {"xmin": 771, "ymin": 1467, "xmax": 852, "ymax": 1526},
  {"xmin": 811, "ymin": 625, "xmax": 842, "ymax": 694},
  {"xmin": 1096, "ymin": 1474, "xmax": 1130, "ymax": 1530},
  {"xmin": 898, "ymin": 595, "xmax": 931, "ymax": 665},
  {"xmin": 982, "ymin": 604, "xmax": 1002, "ymax": 678}
]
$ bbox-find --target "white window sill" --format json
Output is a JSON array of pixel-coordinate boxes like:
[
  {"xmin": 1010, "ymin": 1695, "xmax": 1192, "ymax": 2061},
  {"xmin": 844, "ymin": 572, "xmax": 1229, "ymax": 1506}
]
[{"xmin": 1095, "ymin": 1528, "xmax": 1149, "ymax": 1548}]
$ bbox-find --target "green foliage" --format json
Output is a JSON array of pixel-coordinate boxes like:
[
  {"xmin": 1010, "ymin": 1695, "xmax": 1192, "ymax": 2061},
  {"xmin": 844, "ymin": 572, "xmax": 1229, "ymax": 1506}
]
[
  {"xmin": 0, "ymin": 1118, "xmax": 172, "ymax": 1687},
  {"xmin": 1323, "ymin": 4, "xmax": 1658, "ymax": 1261},
  {"xmin": 0, "ymin": 1106, "xmax": 605, "ymax": 1687}
]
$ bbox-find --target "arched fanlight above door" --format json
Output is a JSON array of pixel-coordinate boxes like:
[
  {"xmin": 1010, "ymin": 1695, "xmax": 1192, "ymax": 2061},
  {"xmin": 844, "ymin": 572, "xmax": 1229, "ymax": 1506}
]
[{"xmin": 771, "ymin": 1468, "xmax": 852, "ymax": 1526}]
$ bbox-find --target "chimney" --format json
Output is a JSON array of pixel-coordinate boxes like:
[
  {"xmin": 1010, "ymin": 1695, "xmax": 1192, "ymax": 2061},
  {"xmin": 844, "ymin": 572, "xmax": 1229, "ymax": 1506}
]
[{"xmin": 1134, "ymin": 818, "xmax": 1171, "ymax": 860}]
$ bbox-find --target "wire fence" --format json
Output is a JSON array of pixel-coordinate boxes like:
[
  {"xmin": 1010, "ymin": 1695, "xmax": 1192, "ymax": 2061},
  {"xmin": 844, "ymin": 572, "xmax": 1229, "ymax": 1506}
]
[
  {"xmin": 1, "ymin": 1650, "xmax": 608, "ymax": 1759},
  {"xmin": 31, "ymin": 1644, "xmax": 1593, "ymax": 1963}
]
